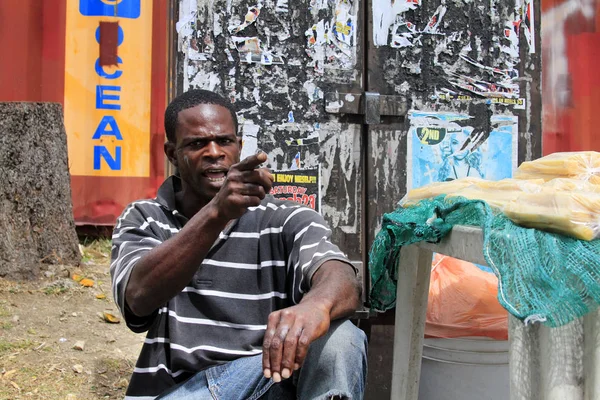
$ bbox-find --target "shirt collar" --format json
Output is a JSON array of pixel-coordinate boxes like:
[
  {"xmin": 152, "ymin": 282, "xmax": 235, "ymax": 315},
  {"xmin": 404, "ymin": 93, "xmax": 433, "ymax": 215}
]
[{"xmin": 155, "ymin": 176, "xmax": 186, "ymax": 224}]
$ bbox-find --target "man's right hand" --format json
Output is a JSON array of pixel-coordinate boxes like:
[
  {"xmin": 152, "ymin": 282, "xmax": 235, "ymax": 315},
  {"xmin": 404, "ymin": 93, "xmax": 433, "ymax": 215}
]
[{"xmin": 210, "ymin": 152, "xmax": 274, "ymax": 221}]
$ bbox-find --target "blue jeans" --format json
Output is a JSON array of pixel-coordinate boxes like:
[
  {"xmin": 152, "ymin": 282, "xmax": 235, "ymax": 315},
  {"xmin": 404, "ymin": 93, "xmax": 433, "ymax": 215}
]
[{"xmin": 156, "ymin": 319, "xmax": 368, "ymax": 400}]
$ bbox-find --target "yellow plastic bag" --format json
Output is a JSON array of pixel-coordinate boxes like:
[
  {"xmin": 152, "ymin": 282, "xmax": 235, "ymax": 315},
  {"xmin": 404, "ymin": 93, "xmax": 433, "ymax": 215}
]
[
  {"xmin": 542, "ymin": 178, "xmax": 600, "ymax": 193},
  {"xmin": 426, "ymin": 254, "xmax": 508, "ymax": 340},
  {"xmin": 402, "ymin": 178, "xmax": 543, "ymax": 208},
  {"xmin": 401, "ymin": 178, "xmax": 484, "ymax": 207},
  {"xmin": 445, "ymin": 179, "xmax": 543, "ymax": 209},
  {"xmin": 504, "ymin": 191, "xmax": 600, "ymax": 241},
  {"xmin": 515, "ymin": 151, "xmax": 600, "ymax": 183}
]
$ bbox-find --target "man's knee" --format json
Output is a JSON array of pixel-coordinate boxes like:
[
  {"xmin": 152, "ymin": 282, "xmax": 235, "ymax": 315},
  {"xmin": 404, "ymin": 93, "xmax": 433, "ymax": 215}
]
[{"xmin": 316, "ymin": 319, "xmax": 368, "ymax": 360}]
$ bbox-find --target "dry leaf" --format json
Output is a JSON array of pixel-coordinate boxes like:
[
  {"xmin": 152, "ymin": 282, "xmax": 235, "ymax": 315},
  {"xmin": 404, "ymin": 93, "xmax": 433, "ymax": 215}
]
[
  {"xmin": 72, "ymin": 364, "xmax": 83, "ymax": 374},
  {"xmin": 103, "ymin": 312, "xmax": 120, "ymax": 324},
  {"xmin": 3, "ymin": 369, "xmax": 16, "ymax": 379},
  {"xmin": 79, "ymin": 279, "xmax": 94, "ymax": 287},
  {"xmin": 9, "ymin": 381, "xmax": 20, "ymax": 391},
  {"xmin": 71, "ymin": 274, "xmax": 83, "ymax": 282},
  {"xmin": 113, "ymin": 378, "xmax": 129, "ymax": 388},
  {"xmin": 95, "ymin": 293, "xmax": 106, "ymax": 300}
]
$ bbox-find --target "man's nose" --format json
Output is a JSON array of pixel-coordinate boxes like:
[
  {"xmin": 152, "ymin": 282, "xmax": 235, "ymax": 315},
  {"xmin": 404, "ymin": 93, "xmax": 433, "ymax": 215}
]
[{"xmin": 205, "ymin": 141, "xmax": 224, "ymax": 159}]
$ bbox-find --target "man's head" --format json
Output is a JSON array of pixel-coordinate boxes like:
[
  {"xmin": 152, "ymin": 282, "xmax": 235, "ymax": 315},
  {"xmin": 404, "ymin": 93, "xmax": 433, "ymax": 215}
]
[
  {"xmin": 163, "ymin": 90, "xmax": 242, "ymax": 208},
  {"xmin": 164, "ymin": 89, "xmax": 238, "ymax": 143}
]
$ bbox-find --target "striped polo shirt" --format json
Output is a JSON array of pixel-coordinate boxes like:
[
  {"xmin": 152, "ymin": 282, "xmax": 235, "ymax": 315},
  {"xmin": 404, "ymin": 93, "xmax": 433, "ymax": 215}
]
[{"xmin": 110, "ymin": 176, "xmax": 354, "ymax": 399}]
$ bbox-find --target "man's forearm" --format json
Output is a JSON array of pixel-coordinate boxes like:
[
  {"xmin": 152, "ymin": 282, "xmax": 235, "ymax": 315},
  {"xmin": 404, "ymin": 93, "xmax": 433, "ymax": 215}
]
[
  {"xmin": 300, "ymin": 260, "xmax": 362, "ymax": 320},
  {"xmin": 125, "ymin": 204, "xmax": 229, "ymax": 317}
]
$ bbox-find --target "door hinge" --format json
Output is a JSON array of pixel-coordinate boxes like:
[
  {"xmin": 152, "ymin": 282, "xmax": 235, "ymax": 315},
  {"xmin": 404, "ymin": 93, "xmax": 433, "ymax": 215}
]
[{"xmin": 324, "ymin": 91, "xmax": 407, "ymax": 124}]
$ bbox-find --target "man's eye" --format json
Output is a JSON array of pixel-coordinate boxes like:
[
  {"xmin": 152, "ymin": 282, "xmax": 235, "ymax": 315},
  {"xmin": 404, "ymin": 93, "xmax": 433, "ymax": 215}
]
[
  {"xmin": 218, "ymin": 138, "xmax": 233, "ymax": 145},
  {"xmin": 189, "ymin": 141, "xmax": 205, "ymax": 148}
]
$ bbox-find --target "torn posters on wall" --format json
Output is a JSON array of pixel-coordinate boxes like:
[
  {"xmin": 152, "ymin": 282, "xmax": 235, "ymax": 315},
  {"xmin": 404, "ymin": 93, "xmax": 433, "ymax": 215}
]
[
  {"xmin": 432, "ymin": 90, "xmax": 526, "ymax": 110},
  {"xmin": 228, "ymin": 5, "xmax": 285, "ymax": 65},
  {"xmin": 231, "ymin": 36, "xmax": 285, "ymax": 65},
  {"xmin": 509, "ymin": 0, "xmax": 536, "ymax": 55},
  {"xmin": 271, "ymin": 168, "xmax": 320, "ymax": 212},
  {"xmin": 372, "ymin": 0, "xmax": 450, "ymax": 48},
  {"xmin": 240, "ymin": 120, "xmax": 260, "ymax": 160},
  {"xmin": 305, "ymin": 0, "xmax": 358, "ymax": 73},
  {"xmin": 407, "ymin": 111, "xmax": 518, "ymax": 190},
  {"xmin": 500, "ymin": 0, "xmax": 536, "ymax": 58},
  {"xmin": 372, "ymin": 0, "xmax": 420, "ymax": 47},
  {"xmin": 434, "ymin": 50, "xmax": 523, "ymax": 106}
]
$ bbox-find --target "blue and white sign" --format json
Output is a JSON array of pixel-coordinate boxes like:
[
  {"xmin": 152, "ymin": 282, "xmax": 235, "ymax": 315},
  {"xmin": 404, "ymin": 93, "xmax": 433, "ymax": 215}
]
[
  {"xmin": 407, "ymin": 111, "xmax": 518, "ymax": 190},
  {"xmin": 79, "ymin": 0, "xmax": 140, "ymax": 19}
]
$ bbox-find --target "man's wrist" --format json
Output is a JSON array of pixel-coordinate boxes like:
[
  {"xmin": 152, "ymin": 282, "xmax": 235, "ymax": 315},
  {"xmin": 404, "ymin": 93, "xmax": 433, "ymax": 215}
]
[
  {"xmin": 199, "ymin": 201, "xmax": 230, "ymax": 226},
  {"xmin": 301, "ymin": 296, "xmax": 334, "ymax": 317}
]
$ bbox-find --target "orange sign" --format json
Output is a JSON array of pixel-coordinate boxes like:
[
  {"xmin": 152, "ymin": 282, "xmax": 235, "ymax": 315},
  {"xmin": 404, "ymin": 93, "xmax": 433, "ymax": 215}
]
[{"xmin": 64, "ymin": 0, "xmax": 153, "ymax": 177}]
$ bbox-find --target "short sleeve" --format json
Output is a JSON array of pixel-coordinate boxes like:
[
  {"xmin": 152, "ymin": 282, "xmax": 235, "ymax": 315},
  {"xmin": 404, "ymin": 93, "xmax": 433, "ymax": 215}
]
[
  {"xmin": 111, "ymin": 202, "xmax": 165, "ymax": 333},
  {"xmin": 282, "ymin": 207, "xmax": 357, "ymax": 304}
]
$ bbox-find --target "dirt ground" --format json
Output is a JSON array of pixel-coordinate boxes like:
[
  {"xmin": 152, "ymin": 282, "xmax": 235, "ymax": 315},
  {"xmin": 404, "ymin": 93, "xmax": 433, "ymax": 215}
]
[{"xmin": 0, "ymin": 240, "xmax": 143, "ymax": 400}]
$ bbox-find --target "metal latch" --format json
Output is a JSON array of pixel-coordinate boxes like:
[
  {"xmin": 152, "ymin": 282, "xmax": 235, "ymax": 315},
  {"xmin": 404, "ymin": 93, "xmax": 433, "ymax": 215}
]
[{"xmin": 324, "ymin": 91, "xmax": 407, "ymax": 124}]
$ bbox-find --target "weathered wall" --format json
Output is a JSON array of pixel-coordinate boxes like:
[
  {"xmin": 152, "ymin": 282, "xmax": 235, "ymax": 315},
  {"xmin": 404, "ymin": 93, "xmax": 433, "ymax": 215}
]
[
  {"xmin": 0, "ymin": 103, "xmax": 80, "ymax": 279},
  {"xmin": 365, "ymin": 0, "xmax": 542, "ymax": 246},
  {"xmin": 176, "ymin": 0, "xmax": 365, "ymax": 261},
  {"xmin": 174, "ymin": 0, "xmax": 542, "ymax": 264},
  {"xmin": 174, "ymin": 1, "xmax": 542, "ymax": 398}
]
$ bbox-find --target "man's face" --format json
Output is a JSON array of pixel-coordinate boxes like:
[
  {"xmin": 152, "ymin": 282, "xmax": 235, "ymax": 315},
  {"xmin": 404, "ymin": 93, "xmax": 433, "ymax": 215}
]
[{"xmin": 166, "ymin": 104, "xmax": 241, "ymax": 203}]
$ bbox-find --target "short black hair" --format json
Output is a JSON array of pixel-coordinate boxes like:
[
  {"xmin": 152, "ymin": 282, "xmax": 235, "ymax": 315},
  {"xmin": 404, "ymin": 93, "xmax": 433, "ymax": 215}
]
[{"xmin": 164, "ymin": 89, "xmax": 238, "ymax": 143}]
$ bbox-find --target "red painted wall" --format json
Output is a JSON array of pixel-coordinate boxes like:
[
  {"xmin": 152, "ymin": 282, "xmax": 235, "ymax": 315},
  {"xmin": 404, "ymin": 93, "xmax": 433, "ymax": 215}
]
[
  {"xmin": 542, "ymin": 0, "xmax": 600, "ymax": 154},
  {"xmin": 0, "ymin": 0, "xmax": 66, "ymax": 103}
]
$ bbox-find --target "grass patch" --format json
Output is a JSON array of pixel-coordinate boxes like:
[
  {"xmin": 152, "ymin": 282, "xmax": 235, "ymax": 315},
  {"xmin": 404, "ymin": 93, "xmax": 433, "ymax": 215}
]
[
  {"xmin": 98, "ymin": 358, "xmax": 131, "ymax": 373},
  {"xmin": 43, "ymin": 283, "xmax": 70, "ymax": 296},
  {"xmin": 0, "ymin": 362, "xmax": 92, "ymax": 400},
  {"xmin": 1, "ymin": 322, "xmax": 13, "ymax": 330},
  {"xmin": 0, "ymin": 339, "xmax": 36, "ymax": 354},
  {"xmin": 0, "ymin": 304, "xmax": 11, "ymax": 318},
  {"xmin": 80, "ymin": 238, "xmax": 112, "ymax": 265}
]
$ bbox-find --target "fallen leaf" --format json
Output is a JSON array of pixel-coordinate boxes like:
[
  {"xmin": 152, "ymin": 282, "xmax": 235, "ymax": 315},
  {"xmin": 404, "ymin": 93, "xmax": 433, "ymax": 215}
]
[
  {"xmin": 95, "ymin": 293, "xmax": 106, "ymax": 300},
  {"xmin": 79, "ymin": 279, "xmax": 94, "ymax": 287},
  {"xmin": 71, "ymin": 274, "xmax": 83, "ymax": 282},
  {"xmin": 102, "ymin": 312, "xmax": 120, "ymax": 324},
  {"xmin": 113, "ymin": 378, "xmax": 129, "ymax": 388},
  {"xmin": 3, "ymin": 369, "xmax": 16, "ymax": 379},
  {"xmin": 72, "ymin": 364, "xmax": 83, "ymax": 374},
  {"xmin": 9, "ymin": 381, "xmax": 20, "ymax": 391}
]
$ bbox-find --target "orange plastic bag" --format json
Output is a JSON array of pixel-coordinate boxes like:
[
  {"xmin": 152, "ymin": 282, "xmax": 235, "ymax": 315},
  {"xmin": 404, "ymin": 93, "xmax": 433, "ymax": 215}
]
[{"xmin": 426, "ymin": 254, "xmax": 508, "ymax": 340}]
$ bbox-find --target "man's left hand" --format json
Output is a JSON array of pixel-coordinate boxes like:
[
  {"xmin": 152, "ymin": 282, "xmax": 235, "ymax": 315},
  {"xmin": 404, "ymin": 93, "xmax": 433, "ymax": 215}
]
[{"xmin": 262, "ymin": 301, "xmax": 330, "ymax": 382}]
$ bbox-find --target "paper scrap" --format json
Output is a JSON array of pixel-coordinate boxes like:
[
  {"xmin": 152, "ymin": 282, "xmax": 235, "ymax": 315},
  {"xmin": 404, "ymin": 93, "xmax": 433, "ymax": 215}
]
[{"xmin": 230, "ymin": 5, "xmax": 261, "ymax": 34}]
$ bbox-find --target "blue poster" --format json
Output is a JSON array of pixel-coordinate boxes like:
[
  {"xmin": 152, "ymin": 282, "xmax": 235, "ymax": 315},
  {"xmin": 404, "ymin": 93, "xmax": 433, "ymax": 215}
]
[{"xmin": 407, "ymin": 111, "xmax": 518, "ymax": 190}]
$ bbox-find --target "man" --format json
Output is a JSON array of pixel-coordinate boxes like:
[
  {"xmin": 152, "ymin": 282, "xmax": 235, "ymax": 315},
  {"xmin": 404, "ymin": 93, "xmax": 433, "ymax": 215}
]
[{"xmin": 110, "ymin": 89, "xmax": 367, "ymax": 399}]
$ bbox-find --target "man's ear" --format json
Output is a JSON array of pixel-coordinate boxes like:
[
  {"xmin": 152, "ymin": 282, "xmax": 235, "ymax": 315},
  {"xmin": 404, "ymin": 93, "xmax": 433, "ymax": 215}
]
[
  {"xmin": 237, "ymin": 136, "xmax": 243, "ymax": 148},
  {"xmin": 164, "ymin": 141, "xmax": 178, "ymax": 168}
]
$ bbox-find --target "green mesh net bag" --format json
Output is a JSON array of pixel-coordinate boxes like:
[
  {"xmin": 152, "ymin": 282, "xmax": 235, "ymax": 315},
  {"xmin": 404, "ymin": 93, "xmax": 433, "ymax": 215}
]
[{"xmin": 368, "ymin": 195, "xmax": 600, "ymax": 327}]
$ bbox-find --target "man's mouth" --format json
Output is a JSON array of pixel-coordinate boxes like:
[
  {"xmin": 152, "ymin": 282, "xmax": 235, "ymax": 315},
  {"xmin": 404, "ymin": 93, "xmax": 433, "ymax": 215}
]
[{"xmin": 204, "ymin": 169, "xmax": 227, "ymax": 183}]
